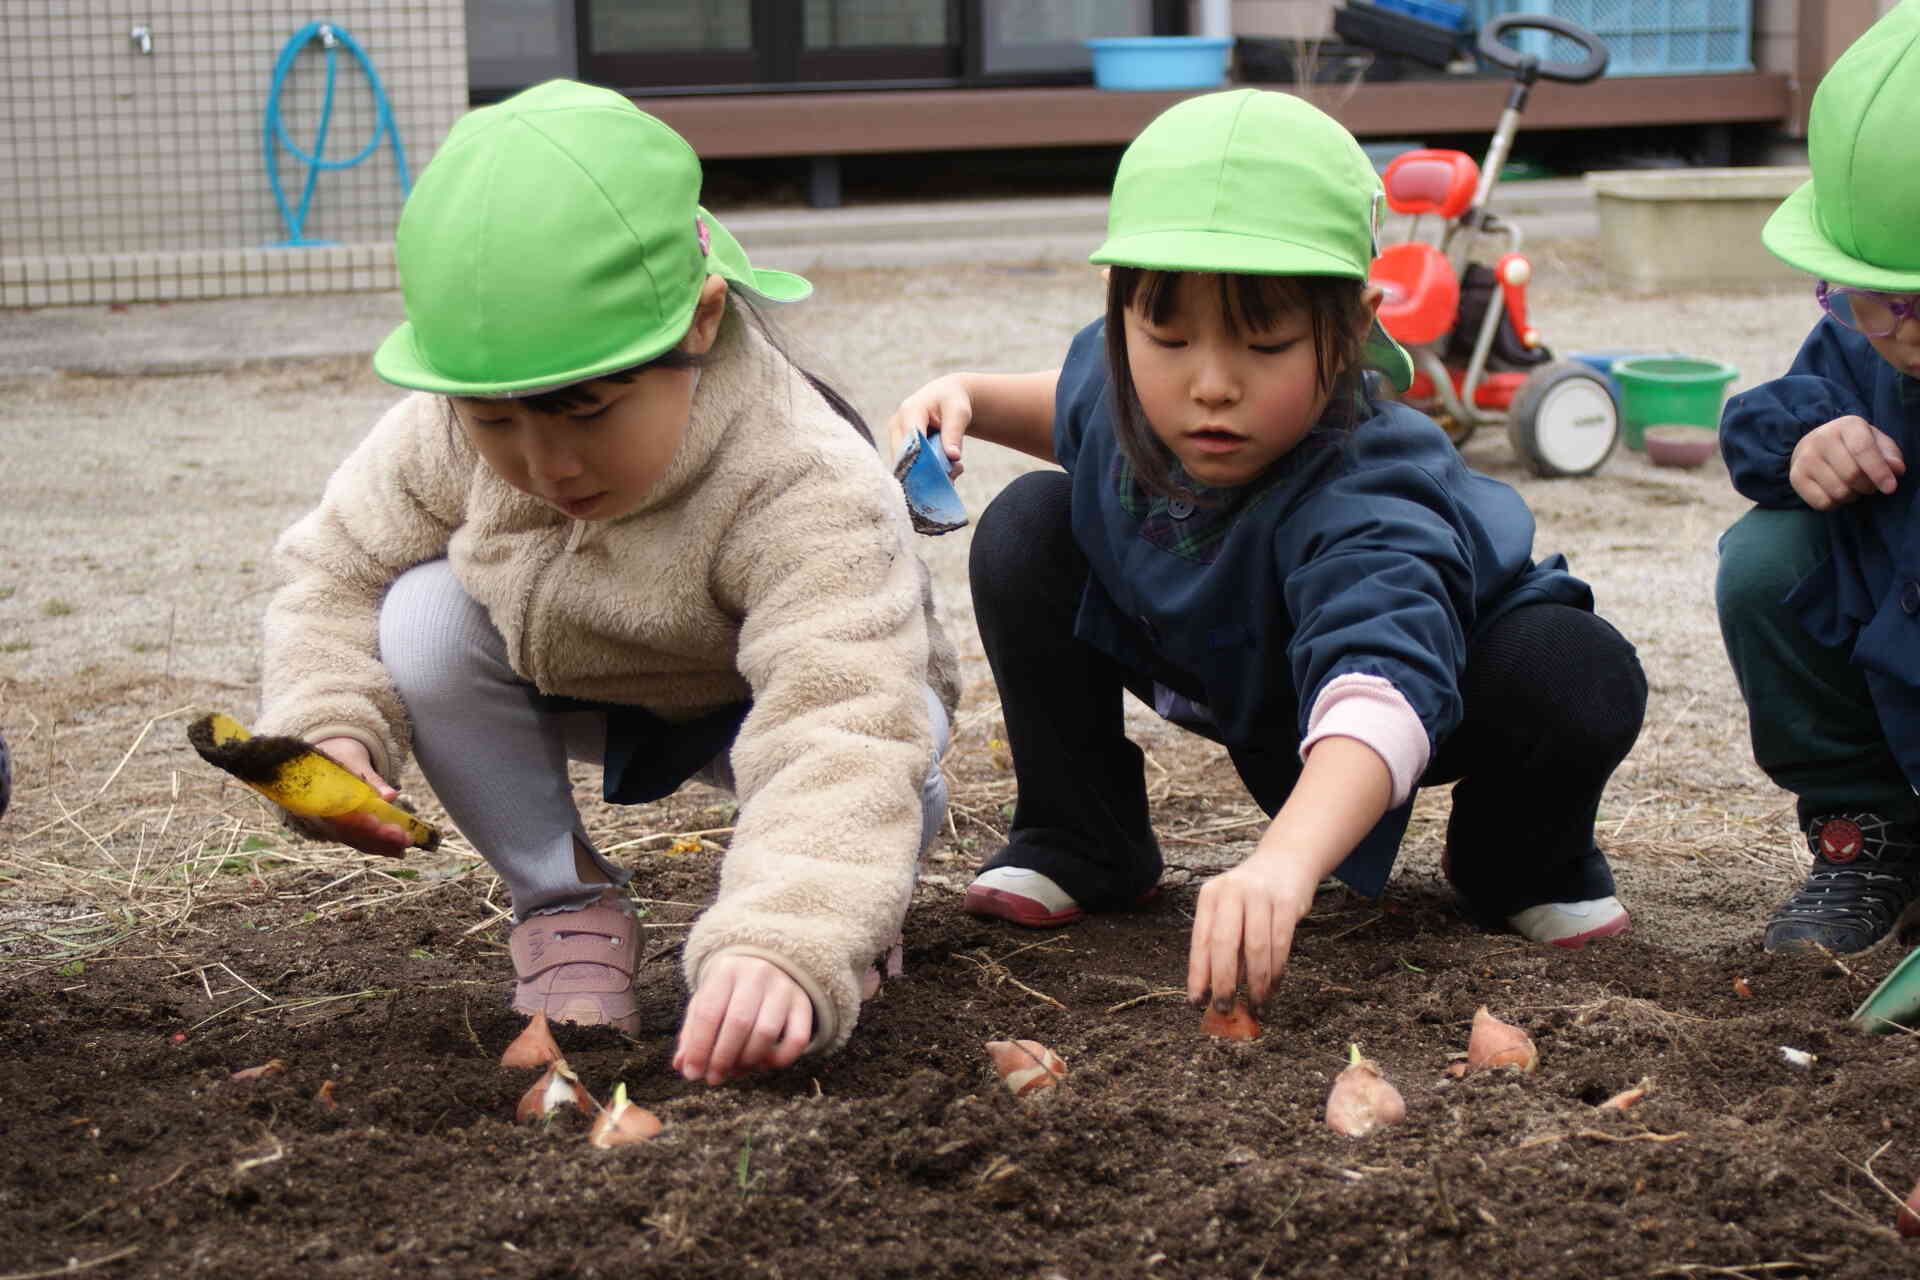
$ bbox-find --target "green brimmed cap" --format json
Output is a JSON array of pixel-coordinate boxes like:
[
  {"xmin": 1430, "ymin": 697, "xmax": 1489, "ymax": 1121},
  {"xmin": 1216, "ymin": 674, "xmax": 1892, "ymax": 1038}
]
[
  {"xmin": 373, "ymin": 80, "xmax": 811, "ymax": 397},
  {"xmin": 1091, "ymin": 89, "xmax": 1412, "ymax": 392},
  {"xmin": 1764, "ymin": 0, "xmax": 1920, "ymax": 291}
]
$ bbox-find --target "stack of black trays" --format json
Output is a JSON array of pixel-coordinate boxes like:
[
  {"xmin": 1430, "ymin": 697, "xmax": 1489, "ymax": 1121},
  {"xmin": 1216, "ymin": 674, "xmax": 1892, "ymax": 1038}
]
[{"xmin": 1330, "ymin": 2, "xmax": 1465, "ymax": 69}]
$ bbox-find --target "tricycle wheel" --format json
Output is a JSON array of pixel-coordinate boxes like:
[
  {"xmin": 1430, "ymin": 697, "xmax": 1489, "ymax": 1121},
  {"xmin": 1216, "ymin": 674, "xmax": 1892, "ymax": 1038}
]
[{"xmin": 1506, "ymin": 361, "xmax": 1618, "ymax": 477}]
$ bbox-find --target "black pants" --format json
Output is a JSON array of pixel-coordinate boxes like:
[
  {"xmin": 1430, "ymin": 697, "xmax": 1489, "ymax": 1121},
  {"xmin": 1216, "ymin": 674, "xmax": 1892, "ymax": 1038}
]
[{"xmin": 969, "ymin": 469, "xmax": 1647, "ymax": 919}]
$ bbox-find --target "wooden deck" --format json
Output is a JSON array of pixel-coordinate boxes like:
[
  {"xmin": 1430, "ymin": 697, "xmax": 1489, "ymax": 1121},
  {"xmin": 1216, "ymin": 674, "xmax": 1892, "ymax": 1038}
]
[{"xmin": 631, "ymin": 73, "xmax": 1793, "ymax": 160}]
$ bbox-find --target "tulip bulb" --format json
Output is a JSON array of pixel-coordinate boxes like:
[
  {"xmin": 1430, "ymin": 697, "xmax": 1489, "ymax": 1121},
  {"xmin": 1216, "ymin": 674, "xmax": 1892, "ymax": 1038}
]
[
  {"xmin": 230, "ymin": 1059, "xmax": 287, "ymax": 1082},
  {"xmin": 1200, "ymin": 997, "xmax": 1260, "ymax": 1041},
  {"xmin": 588, "ymin": 1082, "xmax": 663, "ymax": 1148},
  {"xmin": 515, "ymin": 1058, "xmax": 595, "ymax": 1125},
  {"xmin": 1466, "ymin": 1006, "xmax": 1538, "ymax": 1073},
  {"xmin": 1897, "ymin": 1176, "xmax": 1920, "ymax": 1238},
  {"xmin": 986, "ymin": 1039, "xmax": 1066, "ymax": 1096},
  {"xmin": 1596, "ymin": 1079, "xmax": 1650, "ymax": 1111},
  {"xmin": 501, "ymin": 1011, "xmax": 562, "ymax": 1069},
  {"xmin": 1325, "ymin": 1043, "xmax": 1406, "ymax": 1137}
]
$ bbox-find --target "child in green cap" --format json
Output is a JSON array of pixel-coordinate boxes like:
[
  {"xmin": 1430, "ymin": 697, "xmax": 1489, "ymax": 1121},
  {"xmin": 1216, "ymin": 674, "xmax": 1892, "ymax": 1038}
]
[
  {"xmin": 1717, "ymin": 0, "xmax": 1920, "ymax": 956},
  {"xmin": 254, "ymin": 80, "xmax": 959, "ymax": 1083},
  {"xmin": 889, "ymin": 88, "xmax": 1646, "ymax": 1012}
]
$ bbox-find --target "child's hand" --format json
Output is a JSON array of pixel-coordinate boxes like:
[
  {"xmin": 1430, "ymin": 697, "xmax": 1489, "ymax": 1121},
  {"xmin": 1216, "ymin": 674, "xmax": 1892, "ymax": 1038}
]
[
  {"xmin": 1185, "ymin": 737, "xmax": 1389, "ymax": 1011},
  {"xmin": 1186, "ymin": 856, "xmax": 1318, "ymax": 1012},
  {"xmin": 673, "ymin": 954, "xmax": 814, "ymax": 1085},
  {"xmin": 1789, "ymin": 415, "xmax": 1906, "ymax": 509},
  {"xmin": 305, "ymin": 737, "xmax": 413, "ymax": 857},
  {"xmin": 886, "ymin": 375, "xmax": 974, "ymax": 478}
]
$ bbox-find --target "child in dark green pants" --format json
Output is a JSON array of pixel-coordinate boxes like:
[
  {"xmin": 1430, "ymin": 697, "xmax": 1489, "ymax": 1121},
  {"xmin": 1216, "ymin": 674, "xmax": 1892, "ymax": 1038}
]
[{"xmin": 1716, "ymin": 1, "xmax": 1920, "ymax": 955}]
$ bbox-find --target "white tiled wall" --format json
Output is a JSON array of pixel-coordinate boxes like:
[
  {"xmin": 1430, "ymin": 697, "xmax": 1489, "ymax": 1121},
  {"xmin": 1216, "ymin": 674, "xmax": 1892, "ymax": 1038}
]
[{"xmin": 0, "ymin": 1, "xmax": 467, "ymax": 306}]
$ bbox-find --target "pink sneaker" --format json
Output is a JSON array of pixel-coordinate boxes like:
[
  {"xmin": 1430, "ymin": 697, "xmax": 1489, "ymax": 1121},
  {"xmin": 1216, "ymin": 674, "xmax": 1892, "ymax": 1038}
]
[
  {"xmin": 509, "ymin": 891, "xmax": 641, "ymax": 1034},
  {"xmin": 1508, "ymin": 896, "xmax": 1629, "ymax": 948},
  {"xmin": 964, "ymin": 867, "xmax": 1085, "ymax": 927},
  {"xmin": 963, "ymin": 867, "xmax": 1160, "ymax": 928}
]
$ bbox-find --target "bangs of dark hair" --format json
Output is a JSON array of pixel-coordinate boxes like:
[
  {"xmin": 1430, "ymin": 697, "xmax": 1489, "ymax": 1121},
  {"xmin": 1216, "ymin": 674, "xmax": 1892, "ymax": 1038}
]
[
  {"xmin": 509, "ymin": 345, "xmax": 706, "ymax": 415},
  {"xmin": 1103, "ymin": 267, "xmax": 1372, "ymax": 501},
  {"xmin": 1121, "ymin": 268, "xmax": 1320, "ymax": 343}
]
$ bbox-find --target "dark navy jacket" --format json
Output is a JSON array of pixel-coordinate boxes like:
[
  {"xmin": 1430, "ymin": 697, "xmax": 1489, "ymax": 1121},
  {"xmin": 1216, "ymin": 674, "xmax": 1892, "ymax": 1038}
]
[
  {"xmin": 1721, "ymin": 316, "xmax": 1920, "ymax": 791},
  {"xmin": 1055, "ymin": 318, "xmax": 1593, "ymax": 894}
]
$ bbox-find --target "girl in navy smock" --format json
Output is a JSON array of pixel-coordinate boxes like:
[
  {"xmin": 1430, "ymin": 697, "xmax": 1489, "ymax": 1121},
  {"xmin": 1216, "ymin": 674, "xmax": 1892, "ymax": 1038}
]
[{"xmin": 888, "ymin": 89, "xmax": 1646, "ymax": 1013}]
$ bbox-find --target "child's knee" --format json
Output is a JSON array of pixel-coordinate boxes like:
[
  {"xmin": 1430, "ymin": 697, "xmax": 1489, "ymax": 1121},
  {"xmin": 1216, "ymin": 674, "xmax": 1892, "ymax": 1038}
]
[
  {"xmin": 1549, "ymin": 646, "xmax": 1645, "ymax": 768},
  {"xmin": 1715, "ymin": 507, "xmax": 1826, "ymax": 629},
  {"xmin": 970, "ymin": 472, "xmax": 1070, "ymax": 581},
  {"xmin": 969, "ymin": 472, "xmax": 1083, "ymax": 633},
  {"xmin": 378, "ymin": 559, "xmax": 496, "ymax": 700}
]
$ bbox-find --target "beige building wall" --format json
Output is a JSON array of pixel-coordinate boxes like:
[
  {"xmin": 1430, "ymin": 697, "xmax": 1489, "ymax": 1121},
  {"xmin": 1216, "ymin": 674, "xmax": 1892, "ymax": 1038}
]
[
  {"xmin": 1227, "ymin": 0, "xmax": 1342, "ymax": 37},
  {"xmin": 0, "ymin": 1, "xmax": 467, "ymax": 307},
  {"xmin": 1756, "ymin": 0, "xmax": 1799, "ymax": 73}
]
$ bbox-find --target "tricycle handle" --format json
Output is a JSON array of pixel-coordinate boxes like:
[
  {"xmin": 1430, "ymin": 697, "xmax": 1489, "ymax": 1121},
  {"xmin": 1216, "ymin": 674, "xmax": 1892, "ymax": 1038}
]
[{"xmin": 1476, "ymin": 13, "xmax": 1610, "ymax": 84}]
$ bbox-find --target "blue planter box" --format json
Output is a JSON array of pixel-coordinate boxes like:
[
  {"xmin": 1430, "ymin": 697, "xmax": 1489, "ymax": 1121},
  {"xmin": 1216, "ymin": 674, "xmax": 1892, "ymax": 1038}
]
[
  {"xmin": 1086, "ymin": 36, "xmax": 1232, "ymax": 90},
  {"xmin": 1468, "ymin": 0, "xmax": 1752, "ymax": 75}
]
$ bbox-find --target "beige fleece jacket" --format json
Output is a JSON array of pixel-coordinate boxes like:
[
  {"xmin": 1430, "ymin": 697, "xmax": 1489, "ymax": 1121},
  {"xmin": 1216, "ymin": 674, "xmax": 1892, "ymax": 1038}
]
[{"xmin": 258, "ymin": 309, "xmax": 960, "ymax": 1052}]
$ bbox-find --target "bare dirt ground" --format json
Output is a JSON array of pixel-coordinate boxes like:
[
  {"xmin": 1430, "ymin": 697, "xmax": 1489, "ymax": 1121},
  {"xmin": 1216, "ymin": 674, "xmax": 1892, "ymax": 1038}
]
[{"xmin": 6, "ymin": 242, "xmax": 1920, "ymax": 1279}]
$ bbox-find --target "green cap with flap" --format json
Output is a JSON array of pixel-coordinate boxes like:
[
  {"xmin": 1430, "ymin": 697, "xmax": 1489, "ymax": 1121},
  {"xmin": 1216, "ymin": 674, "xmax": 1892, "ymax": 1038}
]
[
  {"xmin": 1091, "ymin": 89, "xmax": 1412, "ymax": 391},
  {"xmin": 1764, "ymin": 0, "xmax": 1920, "ymax": 291},
  {"xmin": 373, "ymin": 80, "xmax": 810, "ymax": 397}
]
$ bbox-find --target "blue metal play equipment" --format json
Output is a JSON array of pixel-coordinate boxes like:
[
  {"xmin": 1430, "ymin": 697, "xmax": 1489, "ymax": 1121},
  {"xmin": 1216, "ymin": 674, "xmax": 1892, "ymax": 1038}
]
[{"xmin": 263, "ymin": 21, "xmax": 410, "ymax": 247}]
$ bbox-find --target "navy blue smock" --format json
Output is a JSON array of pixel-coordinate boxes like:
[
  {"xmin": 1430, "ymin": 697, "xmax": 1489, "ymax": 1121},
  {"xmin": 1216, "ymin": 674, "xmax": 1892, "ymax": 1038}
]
[
  {"xmin": 1054, "ymin": 317, "xmax": 1593, "ymax": 895},
  {"xmin": 1721, "ymin": 315, "xmax": 1920, "ymax": 792}
]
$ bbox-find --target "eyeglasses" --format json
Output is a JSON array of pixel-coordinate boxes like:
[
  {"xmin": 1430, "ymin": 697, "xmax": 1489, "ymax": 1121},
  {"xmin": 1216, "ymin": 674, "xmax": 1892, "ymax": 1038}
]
[{"xmin": 1817, "ymin": 281, "xmax": 1920, "ymax": 338}]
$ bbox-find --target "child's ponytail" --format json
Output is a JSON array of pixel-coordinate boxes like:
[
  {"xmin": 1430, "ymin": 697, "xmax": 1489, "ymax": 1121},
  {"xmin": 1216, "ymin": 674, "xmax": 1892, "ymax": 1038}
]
[{"xmin": 731, "ymin": 290, "xmax": 873, "ymax": 445}]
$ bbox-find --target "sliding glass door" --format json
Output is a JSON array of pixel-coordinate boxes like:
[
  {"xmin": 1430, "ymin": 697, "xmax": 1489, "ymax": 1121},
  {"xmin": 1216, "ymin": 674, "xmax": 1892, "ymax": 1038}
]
[
  {"xmin": 581, "ymin": 0, "xmax": 960, "ymax": 90},
  {"xmin": 472, "ymin": 1, "xmax": 1190, "ymax": 95}
]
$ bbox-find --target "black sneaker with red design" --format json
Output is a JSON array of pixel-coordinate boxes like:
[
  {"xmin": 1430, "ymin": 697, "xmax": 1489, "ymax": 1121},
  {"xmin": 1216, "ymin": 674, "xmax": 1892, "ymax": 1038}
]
[{"xmin": 1763, "ymin": 813, "xmax": 1920, "ymax": 955}]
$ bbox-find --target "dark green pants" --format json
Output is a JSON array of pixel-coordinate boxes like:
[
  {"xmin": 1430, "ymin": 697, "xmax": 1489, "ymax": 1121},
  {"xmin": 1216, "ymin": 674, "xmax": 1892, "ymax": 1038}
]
[{"xmin": 1715, "ymin": 506, "xmax": 1920, "ymax": 824}]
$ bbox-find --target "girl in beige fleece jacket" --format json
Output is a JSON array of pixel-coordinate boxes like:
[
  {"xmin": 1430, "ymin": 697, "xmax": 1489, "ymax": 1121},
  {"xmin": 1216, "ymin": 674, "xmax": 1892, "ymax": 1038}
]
[{"xmin": 257, "ymin": 82, "xmax": 959, "ymax": 1085}]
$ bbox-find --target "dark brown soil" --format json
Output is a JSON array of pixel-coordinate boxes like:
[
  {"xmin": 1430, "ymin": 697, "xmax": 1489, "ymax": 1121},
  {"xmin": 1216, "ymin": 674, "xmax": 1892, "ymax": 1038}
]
[{"xmin": 6, "ymin": 674, "xmax": 1920, "ymax": 1280}]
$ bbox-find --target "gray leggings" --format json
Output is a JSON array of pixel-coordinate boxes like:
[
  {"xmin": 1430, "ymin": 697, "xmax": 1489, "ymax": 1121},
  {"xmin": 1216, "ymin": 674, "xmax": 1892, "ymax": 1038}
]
[{"xmin": 379, "ymin": 559, "xmax": 951, "ymax": 921}]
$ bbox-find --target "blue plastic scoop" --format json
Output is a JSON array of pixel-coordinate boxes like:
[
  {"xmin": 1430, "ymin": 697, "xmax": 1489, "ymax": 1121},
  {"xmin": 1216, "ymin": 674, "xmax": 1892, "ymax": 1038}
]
[{"xmin": 894, "ymin": 430, "xmax": 968, "ymax": 536}]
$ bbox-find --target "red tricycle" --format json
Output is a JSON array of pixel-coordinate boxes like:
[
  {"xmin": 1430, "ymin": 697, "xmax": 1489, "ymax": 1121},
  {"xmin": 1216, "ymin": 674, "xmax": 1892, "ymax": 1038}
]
[{"xmin": 1368, "ymin": 13, "xmax": 1619, "ymax": 477}]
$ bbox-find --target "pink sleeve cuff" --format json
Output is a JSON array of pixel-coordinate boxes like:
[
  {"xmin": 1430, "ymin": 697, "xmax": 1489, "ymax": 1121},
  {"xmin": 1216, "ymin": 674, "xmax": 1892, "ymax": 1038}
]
[{"xmin": 1300, "ymin": 673, "xmax": 1430, "ymax": 806}]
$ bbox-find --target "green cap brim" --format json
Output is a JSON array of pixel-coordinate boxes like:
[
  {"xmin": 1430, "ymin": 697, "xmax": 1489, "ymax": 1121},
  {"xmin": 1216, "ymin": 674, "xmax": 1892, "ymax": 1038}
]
[
  {"xmin": 700, "ymin": 207, "xmax": 812, "ymax": 303},
  {"xmin": 372, "ymin": 300, "xmax": 696, "ymax": 398},
  {"xmin": 1763, "ymin": 179, "xmax": 1920, "ymax": 292},
  {"xmin": 1089, "ymin": 229, "xmax": 1413, "ymax": 393}
]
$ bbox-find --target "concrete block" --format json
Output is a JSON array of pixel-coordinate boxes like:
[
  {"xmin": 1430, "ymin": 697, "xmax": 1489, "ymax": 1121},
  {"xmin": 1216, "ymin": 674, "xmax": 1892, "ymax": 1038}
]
[{"xmin": 1587, "ymin": 166, "xmax": 1810, "ymax": 293}]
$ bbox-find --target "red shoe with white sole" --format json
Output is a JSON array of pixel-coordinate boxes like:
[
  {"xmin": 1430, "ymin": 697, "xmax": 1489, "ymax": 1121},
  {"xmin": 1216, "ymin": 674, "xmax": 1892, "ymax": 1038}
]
[
  {"xmin": 964, "ymin": 866, "xmax": 1161, "ymax": 928},
  {"xmin": 965, "ymin": 867, "xmax": 1085, "ymax": 927},
  {"xmin": 1507, "ymin": 895, "xmax": 1629, "ymax": 947}
]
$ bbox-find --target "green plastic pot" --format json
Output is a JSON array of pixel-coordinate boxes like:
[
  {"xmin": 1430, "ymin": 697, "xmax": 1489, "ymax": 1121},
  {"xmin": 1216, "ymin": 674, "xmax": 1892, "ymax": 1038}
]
[{"xmin": 1612, "ymin": 356, "xmax": 1739, "ymax": 450}]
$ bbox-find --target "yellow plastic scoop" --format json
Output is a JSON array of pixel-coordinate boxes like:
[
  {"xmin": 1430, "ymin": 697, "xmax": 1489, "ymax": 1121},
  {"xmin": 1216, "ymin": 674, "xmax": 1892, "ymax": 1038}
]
[{"xmin": 187, "ymin": 712, "xmax": 440, "ymax": 853}]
